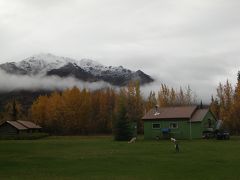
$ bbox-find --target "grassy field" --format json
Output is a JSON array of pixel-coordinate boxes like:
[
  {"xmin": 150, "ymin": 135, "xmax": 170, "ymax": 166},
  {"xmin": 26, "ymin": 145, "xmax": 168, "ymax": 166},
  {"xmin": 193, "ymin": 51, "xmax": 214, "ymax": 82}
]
[{"xmin": 0, "ymin": 136, "xmax": 239, "ymax": 180}]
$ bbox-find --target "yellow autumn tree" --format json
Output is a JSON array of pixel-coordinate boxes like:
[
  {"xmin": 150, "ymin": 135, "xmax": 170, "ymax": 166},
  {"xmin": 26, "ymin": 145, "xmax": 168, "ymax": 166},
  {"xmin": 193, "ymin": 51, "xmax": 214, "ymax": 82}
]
[
  {"xmin": 30, "ymin": 95, "xmax": 49, "ymax": 127},
  {"xmin": 230, "ymin": 72, "xmax": 240, "ymax": 133},
  {"xmin": 145, "ymin": 91, "xmax": 157, "ymax": 112}
]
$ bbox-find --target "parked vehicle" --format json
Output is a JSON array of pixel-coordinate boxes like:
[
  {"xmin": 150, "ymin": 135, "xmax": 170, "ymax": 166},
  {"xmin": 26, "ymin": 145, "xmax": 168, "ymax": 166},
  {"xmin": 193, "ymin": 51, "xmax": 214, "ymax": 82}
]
[
  {"xmin": 214, "ymin": 120, "xmax": 230, "ymax": 140},
  {"xmin": 202, "ymin": 130, "xmax": 230, "ymax": 140},
  {"xmin": 215, "ymin": 130, "xmax": 230, "ymax": 140}
]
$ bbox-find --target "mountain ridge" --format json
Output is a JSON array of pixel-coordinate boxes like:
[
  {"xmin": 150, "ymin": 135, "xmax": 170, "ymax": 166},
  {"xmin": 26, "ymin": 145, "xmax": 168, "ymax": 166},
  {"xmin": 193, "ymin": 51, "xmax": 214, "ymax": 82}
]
[{"xmin": 0, "ymin": 53, "xmax": 154, "ymax": 86}]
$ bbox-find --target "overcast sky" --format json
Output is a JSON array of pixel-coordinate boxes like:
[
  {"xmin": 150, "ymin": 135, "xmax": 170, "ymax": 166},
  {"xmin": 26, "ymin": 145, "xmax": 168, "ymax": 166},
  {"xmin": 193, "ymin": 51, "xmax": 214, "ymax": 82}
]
[{"xmin": 1, "ymin": 0, "xmax": 240, "ymax": 102}]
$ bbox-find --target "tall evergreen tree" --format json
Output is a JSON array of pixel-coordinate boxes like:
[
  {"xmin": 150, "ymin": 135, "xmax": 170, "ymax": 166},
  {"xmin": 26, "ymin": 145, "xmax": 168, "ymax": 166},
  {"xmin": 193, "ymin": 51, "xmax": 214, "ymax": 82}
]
[
  {"xmin": 210, "ymin": 95, "xmax": 220, "ymax": 119},
  {"xmin": 12, "ymin": 99, "xmax": 17, "ymax": 121},
  {"xmin": 200, "ymin": 100, "xmax": 203, "ymax": 109},
  {"xmin": 114, "ymin": 89, "xmax": 133, "ymax": 141}
]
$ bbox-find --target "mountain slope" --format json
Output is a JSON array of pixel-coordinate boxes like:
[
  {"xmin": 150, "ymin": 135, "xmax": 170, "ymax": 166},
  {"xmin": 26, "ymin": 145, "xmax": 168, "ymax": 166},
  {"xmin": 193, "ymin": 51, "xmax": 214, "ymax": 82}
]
[
  {"xmin": 47, "ymin": 63, "xmax": 96, "ymax": 82},
  {"xmin": 0, "ymin": 53, "xmax": 154, "ymax": 86}
]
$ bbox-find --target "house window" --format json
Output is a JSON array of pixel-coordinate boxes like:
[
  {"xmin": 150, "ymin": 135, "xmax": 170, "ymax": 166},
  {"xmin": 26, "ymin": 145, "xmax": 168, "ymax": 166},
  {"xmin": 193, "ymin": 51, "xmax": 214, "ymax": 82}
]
[
  {"xmin": 152, "ymin": 123, "xmax": 161, "ymax": 129},
  {"xmin": 169, "ymin": 122, "xmax": 178, "ymax": 129}
]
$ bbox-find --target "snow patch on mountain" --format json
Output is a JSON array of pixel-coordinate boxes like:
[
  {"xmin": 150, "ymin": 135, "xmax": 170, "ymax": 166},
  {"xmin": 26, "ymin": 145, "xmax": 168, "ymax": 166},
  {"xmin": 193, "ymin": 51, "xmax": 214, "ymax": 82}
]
[
  {"xmin": 11, "ymin": 53, "xmax": 131, "ymax": 76},
  {"xmin": 15, "ymin": 53, "xmax": 76, "ymax": 75},
  {"xmin": 0, "ymin": 53, "xmax": 154, "ymax": 86}
]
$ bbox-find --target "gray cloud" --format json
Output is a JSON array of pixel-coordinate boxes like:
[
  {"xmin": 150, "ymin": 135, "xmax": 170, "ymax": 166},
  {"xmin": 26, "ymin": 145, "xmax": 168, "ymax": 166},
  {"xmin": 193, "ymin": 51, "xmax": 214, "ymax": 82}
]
[{"xmin": 1, "ymin": 0, "xmax": 240, "ymax": 102}]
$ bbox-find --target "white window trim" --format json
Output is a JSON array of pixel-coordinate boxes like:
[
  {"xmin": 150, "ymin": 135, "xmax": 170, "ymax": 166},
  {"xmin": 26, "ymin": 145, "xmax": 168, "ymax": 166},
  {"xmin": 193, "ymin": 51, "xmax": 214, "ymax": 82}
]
[
  {"xmin": 169, "ymin": 122, "xmax": 178, "ymax": 129},
  {"xmin": 152, "ymin": 123, "xmax": 161, "ymax": 129}
]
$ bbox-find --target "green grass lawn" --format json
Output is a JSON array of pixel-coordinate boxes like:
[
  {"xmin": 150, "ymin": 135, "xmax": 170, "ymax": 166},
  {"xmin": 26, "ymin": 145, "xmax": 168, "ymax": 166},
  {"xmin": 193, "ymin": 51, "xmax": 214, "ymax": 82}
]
[{"xmin": 0, "ymin": 136, "xmax": 240, "ymax": 180}]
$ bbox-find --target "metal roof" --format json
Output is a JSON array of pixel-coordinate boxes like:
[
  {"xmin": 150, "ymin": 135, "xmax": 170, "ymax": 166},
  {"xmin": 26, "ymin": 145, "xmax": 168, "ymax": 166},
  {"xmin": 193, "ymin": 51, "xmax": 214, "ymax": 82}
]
[
  {"xmin": 190, "ymin": 109, "xmax": 209, "ymax": 122},
  {"xmin": 6, "ymin": 121, "xmax": 28, "ymax": 130},
  {"xmin": 142, "ymin": 106, "xmax": 198, "ymax": 120},
  {"xmin": 17, "ymin": 120, "xmax": 42, "ymax": 129}
]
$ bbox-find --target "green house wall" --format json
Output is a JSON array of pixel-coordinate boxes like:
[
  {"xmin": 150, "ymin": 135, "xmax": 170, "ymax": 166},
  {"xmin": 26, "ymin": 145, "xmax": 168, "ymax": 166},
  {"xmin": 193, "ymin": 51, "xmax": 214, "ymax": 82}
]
[
  {"xmin": 201, "ymin": 111, "xmax": 217, "ymax": 132},
  {"xmin": 143, "ymin": 110, "xmax": 216, "ymax": 140}
]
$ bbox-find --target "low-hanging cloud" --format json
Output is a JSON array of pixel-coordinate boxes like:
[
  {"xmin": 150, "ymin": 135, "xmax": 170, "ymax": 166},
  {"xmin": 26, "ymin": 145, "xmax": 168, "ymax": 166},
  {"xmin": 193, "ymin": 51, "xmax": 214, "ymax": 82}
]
[
  {"xmin": 0, "ymin": 70, "xmax": 112, "ymax": 92},
  {"xmin": 1, "ymin": 0, "xmax": 240, "ymax": 103},
  {"xmin": 0, "ymin": 69, "xmax": 235, "ymax": 104}
]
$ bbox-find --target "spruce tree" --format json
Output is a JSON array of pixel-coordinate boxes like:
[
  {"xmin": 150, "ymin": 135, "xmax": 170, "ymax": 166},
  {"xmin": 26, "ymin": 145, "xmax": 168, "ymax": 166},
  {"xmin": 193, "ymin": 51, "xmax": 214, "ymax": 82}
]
[
  {"xmin": 200, "ymin": 100, "xmax": 203, "ymax": 109},
  {"xmin": 114, "ymin": 89, "xmax": 133, "ymax": 141},
  {"xmin": 12, "ymin": 99, "xmax": 17, "ymax": 121}
]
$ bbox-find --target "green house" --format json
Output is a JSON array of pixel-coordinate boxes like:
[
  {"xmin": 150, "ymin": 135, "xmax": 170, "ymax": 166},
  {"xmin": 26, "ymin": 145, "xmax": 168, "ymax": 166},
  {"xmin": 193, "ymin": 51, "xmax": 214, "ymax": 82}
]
[{"xmin": 142, "ymin": 106, "xmax": 216, "ymax": 140}]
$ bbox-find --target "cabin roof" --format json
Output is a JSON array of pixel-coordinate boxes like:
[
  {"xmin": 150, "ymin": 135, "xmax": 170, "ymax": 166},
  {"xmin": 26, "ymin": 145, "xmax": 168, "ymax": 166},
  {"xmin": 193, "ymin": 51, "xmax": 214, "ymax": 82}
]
[
  {"xmin": 17, "ymin": 120, "xmax": 42, "ymax": 129},
  {"xmin": 190, "ymin": 109, "xmax": 209, "ymax": 122},
  {"xmin": 1, "ymin": 120, "xmax": 41, "ymax": 130},
  {"xmin": 6, "ymin": 121, "xmax": 28, "ymax": 130},
  {"xmin": 142, "ymin": 106, "xmax": 199, "ymax": 120}
]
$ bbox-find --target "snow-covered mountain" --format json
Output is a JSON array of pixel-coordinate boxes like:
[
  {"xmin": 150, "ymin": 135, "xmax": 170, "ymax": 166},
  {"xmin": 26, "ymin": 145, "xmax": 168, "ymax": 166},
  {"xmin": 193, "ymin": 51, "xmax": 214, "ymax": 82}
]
[{"xmin": 0, "ymin": 53, "xmax": 154, "ymax": 86}]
